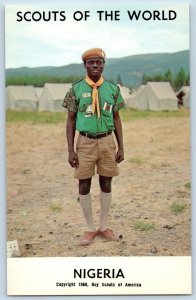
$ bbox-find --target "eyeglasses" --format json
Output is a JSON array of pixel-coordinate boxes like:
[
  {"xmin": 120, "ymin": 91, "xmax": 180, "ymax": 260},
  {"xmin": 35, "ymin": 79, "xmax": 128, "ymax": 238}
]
[{"xmin": 86, "ymin": 59, "xmax": 104, "ymax": 66}]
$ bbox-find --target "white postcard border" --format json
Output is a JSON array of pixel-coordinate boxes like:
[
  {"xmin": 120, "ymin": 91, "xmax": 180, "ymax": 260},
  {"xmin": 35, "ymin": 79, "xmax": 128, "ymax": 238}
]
[{"xmin": 7, "ymin": 256, "xmax": 192, "ymax": 295}]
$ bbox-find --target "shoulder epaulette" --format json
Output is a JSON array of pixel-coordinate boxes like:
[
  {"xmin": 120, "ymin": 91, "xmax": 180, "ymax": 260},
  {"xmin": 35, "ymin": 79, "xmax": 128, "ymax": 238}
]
[
  {"xmin": 104, "ymin": 79, "xmax": 120, "ymax": 89},
  {"xmin": 72, "ymin": 78, "xmax": 84, "ymax": 86}
]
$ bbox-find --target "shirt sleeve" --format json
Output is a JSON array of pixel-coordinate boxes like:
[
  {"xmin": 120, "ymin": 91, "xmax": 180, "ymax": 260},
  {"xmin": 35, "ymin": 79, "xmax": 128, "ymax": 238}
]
[
  {"xmin": 113, "ymin": 86, "xmax": 126, "ymax": 112},
  {"xmin": 62, "ymin": 87, "xmax": 78, "ymax": 112}
]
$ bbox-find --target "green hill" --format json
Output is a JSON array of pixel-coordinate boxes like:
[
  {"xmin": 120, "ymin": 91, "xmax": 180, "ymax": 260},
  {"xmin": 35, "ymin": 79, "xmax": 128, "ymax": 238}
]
[{"xmin": 6, "ymin": 50, "xmax": 189, "ymax": 87}]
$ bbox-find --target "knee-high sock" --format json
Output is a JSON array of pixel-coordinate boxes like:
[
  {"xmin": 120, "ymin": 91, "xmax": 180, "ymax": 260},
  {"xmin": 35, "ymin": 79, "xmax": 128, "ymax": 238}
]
[
  {"xmin": 78, "ymin": 193, "xmax": 96, "ymax": 232},
  {"xmin": 99, "ymin": 190, "xmax": 112, "ymax": 231}
]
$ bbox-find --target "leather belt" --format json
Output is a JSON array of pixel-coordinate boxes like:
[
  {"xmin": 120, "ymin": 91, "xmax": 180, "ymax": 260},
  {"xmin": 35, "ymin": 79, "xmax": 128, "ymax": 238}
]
[{"xmin": 80, "ymin": 131, "xmax": 112, "ymax": 139}]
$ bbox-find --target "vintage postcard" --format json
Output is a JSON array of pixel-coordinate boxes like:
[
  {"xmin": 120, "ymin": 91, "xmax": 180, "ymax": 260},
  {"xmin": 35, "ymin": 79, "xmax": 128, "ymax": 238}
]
[{"xmin": 6, "ymin": 1, "xmax": 191, "ymax": 295}]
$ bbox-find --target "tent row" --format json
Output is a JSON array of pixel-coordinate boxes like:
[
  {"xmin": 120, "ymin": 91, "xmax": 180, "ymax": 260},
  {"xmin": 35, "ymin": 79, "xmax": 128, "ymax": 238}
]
[
  {"xmin": 6, "ymin": 83, "xmax": 71, "ymax": 112},
  {"xmin": 6, "ymin": 82, "xmax": 190, "ymax": 112},
  {"xmin": 120, "ymin": 82, "xmax": 190, "ymax": 111}
]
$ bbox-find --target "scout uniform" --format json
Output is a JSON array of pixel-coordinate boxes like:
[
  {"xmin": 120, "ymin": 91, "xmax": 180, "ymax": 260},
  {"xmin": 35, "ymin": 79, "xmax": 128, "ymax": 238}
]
[{"xmin": 63, "ymin": 48, "xmax": 125, "ymax": 245}]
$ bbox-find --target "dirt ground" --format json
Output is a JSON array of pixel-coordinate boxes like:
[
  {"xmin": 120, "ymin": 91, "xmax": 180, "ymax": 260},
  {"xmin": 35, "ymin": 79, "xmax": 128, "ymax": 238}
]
[{"xmin": 6, "ymin": 115, "xmax": 191, "ymax": 257}]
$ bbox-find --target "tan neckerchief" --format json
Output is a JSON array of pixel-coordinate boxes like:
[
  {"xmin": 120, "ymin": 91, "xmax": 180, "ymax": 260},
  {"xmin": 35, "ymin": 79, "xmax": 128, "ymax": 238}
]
[{"xmin": 85, "ymin": 75, "xmax": 104, "ymax": 118}]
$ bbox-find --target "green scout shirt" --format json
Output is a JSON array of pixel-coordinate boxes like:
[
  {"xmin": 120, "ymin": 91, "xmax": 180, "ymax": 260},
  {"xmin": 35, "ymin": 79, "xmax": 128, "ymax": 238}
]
[{"xmin": 63, "ymin": 79, "xmax": 125, "ymax": 134}]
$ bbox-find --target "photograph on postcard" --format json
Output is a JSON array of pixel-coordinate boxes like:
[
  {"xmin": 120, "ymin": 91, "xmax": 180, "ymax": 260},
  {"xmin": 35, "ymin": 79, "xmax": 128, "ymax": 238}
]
[{"xmin": 6, "ymin": 2, "xmax": 191, "ymax": 295}]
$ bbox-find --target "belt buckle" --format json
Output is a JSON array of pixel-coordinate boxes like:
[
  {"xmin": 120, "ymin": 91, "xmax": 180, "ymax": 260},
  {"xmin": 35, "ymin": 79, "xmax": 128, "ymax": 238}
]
[
  {"xmin": 91, "ymin": 133, "xmax": 97, "ymax": 139},
  {"xmin": 86, "ymin": 132, "xmax": 96, "ymax": 139},
  {"xmin": 97, "ymin": 132, "xmax": 107, "ymax": 139}
]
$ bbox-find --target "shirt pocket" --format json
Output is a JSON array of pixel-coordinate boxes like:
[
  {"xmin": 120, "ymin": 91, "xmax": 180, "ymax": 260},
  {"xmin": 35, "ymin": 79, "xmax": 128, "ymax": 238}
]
[
  {"xmin": 101, "ymin": 99, "xmax": 114, "ymax": 116},
  {"xmin": 78, "ymin": 98, "xmax": 92, "ymax": 112}
]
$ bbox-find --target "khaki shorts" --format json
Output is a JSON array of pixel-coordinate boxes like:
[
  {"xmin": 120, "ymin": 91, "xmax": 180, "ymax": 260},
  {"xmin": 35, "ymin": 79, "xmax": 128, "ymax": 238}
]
[{"xmin": 74, "ymin": 133, "xmax": 119, "ymax": 179}]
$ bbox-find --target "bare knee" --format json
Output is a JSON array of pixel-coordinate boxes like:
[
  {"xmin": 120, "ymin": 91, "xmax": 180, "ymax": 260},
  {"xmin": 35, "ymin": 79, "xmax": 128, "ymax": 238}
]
[
  {"xmin": 79, "ymin": 178, "xmax": 92, "ymax": 195},
  {"xmin": 99, "ymin": 176, "xmax": 112, "ymax": 193}
]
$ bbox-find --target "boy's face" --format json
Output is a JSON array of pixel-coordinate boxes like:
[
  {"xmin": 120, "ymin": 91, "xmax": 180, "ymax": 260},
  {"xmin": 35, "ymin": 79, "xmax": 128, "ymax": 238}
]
[{"xmin": 85, "ymin": 56, "xmax": 105, "ymax": 79}]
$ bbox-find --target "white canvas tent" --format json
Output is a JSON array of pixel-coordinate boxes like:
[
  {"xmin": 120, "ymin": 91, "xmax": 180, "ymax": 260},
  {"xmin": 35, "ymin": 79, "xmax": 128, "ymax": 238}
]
[
  {"xmin": 6, "ymin": 85, "xmax": 38, "ymax": 111},
  {"xmin": 117, "ymin": 85, "xmax": 134, "ymax": 106},
  {"xmin": 128, "ymin": 85, "xmax": 146, "ymax": 109},
  {"xmin": 38, "ymin": 83, "xmax": 72, "ymax": 112},
  {"xmin": 130, "ymin": 82, "xmax": 178, "ymax": 111},
  {"xmin": 147, "ymin": 82, "xmax": 178, "ymax": 111},
  {"xmin": 35, "ymin": 87, "xmax": 44, "ymax": 98},
  {"xmin": 176, "ymin": 86, "xmax": 190, "ymax": 108}
]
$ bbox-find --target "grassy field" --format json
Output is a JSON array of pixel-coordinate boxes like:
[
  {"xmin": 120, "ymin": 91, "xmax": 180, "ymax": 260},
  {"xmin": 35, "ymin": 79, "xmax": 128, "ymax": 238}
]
[
  {"xmin": 6, "ymin": 108, "xmax": 190, "ymax": 123},
  {"xmin": 6, "ymin": 111, "xmax": 66, "ymax": 123},
  {"xmin": 120, "ymin": 107, "xmax": 189, "ymax": 121}
]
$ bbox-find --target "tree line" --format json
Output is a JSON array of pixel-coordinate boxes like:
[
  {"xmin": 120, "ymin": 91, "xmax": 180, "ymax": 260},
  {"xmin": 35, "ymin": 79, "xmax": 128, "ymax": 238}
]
[
  {"xmin": 6, "ymin": 67, "xmax": 189, "ymax": 91},
  {"xmin": 142, "ymin": 68, "xmax": 189, "ymax": 91},
  {"xmin": 6, "ymin": 75, "xmax": 83, "ymax": 87}
]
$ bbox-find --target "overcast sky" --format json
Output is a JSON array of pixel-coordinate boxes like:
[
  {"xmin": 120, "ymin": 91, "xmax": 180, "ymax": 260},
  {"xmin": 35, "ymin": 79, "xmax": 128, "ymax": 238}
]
[{"xmin": 5, "ymin": 2, "xmax": 189, "ymax": 68}]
